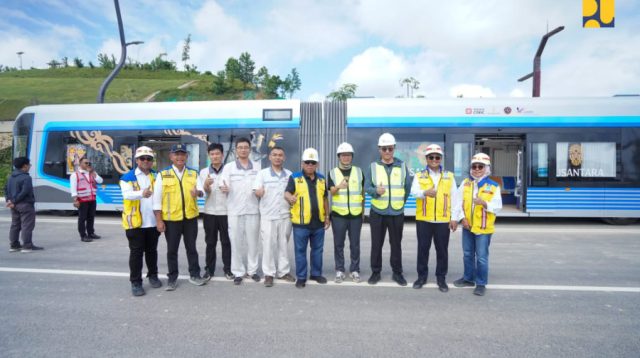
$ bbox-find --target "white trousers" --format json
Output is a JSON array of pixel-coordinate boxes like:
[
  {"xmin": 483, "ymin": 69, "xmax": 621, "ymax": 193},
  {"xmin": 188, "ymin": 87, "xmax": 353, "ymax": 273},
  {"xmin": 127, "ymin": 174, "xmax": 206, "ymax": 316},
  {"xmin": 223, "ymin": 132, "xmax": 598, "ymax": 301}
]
[
  {"xmin": 260, "ymin": 217, "xmax": 292, "ymax": 277},
  {"xmin": 228, "ymin": 214, "xmax": 260, "ymax": 277}
]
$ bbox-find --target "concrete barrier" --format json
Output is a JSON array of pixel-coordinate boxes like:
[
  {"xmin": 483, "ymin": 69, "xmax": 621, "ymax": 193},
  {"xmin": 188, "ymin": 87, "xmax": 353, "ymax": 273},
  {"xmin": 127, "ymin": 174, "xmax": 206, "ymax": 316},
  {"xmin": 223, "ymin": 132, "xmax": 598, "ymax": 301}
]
[{"xmin": 0, "ymin": 121, "xmax": 14, "ymax": 133}]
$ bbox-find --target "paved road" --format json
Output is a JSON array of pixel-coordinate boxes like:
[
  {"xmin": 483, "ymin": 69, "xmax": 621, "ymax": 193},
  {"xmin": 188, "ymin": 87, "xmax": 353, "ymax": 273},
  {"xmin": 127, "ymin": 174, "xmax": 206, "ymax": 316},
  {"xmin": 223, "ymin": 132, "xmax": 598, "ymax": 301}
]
[{"xmin": 1, "ymin": 210, "xmax": 639, "ymax": 357}]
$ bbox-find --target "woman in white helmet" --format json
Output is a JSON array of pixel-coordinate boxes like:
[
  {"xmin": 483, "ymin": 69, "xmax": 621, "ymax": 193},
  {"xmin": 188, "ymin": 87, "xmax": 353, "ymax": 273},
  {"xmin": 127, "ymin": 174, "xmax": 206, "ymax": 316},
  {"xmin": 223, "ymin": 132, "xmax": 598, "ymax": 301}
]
[
  {"xmin": 328, "ymin": 142, "xmax": 364, "ymax": 283},
  {"xmin": 452, "ymin": 153, "xmax": 502, "ymax": 296}
]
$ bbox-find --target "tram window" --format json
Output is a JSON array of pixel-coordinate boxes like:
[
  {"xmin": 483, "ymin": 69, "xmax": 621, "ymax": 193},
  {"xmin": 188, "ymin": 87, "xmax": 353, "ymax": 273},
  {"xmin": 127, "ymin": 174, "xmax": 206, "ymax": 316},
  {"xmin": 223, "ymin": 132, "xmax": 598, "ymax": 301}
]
[
  {"xmin": 13, "ymin": 113, "xmax": 33, "ymax": 159},
  {"xmin": 454, "ymin": 143, "xmax": 470, "ymax": 183},
  {"xmin": 556, "ymin": 142, "xmax": 617, "ymax": 178},
  {"xmin": 531, "ymin": 143, "xmax": 549, "ymax": 186}
]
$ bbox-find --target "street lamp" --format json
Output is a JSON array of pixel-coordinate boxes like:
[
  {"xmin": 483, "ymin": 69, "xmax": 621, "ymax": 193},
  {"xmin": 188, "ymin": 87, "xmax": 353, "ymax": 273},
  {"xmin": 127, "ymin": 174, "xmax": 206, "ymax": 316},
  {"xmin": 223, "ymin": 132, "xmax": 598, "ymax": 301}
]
[
  {"xmin": 518, "ymin": 26, "xmax": 564, "ymax": 97},
  {"xmin": 97, "ymin": 0, "xmax": 144, "ymax": 103},
  {"xmin": 16, "ymin": 51, "xmax": 24, "ymax": 70}
]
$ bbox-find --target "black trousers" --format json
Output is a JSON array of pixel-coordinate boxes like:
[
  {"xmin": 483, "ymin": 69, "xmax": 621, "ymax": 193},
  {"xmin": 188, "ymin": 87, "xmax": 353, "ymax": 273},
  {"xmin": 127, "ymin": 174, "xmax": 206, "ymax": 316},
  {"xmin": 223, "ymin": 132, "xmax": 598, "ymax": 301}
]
[
  {"xmin": 369, "ymin": 211, "xmax": 404, "ymax": 274},
  {"xmin": 203, "ymin": 214, "xmax": 231, "ymax": 274},
  {"xmin": 77, "ymin": 200, "xmax": 97, "ymax": 237},
  {"xmin": 416, "ymin": 221, "xmax": 450, "ymax": 281},
  {"xmin": 125, "ymin": 227, "xmax": 160, "ymax": 284},
  {"xmin": 165, "ymin": 218, "xmax": 200, "ymax": 280}
]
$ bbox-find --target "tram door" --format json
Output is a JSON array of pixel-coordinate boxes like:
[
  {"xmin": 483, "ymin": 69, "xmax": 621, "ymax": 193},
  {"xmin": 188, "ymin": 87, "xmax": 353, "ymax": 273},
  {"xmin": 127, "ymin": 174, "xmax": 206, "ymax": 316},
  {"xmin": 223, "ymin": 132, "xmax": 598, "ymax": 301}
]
[{"xmin": 474, "ymin": 134, "xmax": 526, "ymax": 215}]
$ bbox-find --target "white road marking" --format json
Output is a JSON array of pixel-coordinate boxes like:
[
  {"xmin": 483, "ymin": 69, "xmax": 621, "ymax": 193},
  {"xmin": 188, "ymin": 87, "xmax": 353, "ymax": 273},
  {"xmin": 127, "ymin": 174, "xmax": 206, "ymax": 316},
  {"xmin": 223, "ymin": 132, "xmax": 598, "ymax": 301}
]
[{"xmin": 1, "ymin": 267, "xmax": 638, "ymax": 293}]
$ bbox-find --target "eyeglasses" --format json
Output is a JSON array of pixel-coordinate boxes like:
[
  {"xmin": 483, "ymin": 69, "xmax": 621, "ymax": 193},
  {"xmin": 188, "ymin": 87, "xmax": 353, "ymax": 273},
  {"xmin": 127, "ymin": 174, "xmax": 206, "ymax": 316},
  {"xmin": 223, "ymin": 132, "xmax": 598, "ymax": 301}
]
[
  {"xmin": 379, "ymin": 146, "xmax": 394, "ymax": 152},
  {"xmin": 138, "ymin": 156, "xmax": 154, "ymax": 162},
  {"xmin": 427, "ymin": 155, "xmax": 442, "ymax": 160},
  {"xmin": 471, "ymin": 164, "xmax": 485, "ymax": 170},
  {"xmin": 303, "ymin": 161, "xmax": 317, "ymax": 165},
  {"xmin": 83, "ymin": 162, "xmax": 91, "ymax": 166}
]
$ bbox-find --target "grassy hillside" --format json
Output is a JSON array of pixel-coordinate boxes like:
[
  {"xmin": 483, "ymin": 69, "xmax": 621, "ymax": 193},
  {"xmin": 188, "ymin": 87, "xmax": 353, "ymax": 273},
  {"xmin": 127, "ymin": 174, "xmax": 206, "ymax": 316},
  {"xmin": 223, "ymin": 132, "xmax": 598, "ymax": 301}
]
[{"xmin": 0, "ymin": 68, "xmax": 209, "ymax": 120}]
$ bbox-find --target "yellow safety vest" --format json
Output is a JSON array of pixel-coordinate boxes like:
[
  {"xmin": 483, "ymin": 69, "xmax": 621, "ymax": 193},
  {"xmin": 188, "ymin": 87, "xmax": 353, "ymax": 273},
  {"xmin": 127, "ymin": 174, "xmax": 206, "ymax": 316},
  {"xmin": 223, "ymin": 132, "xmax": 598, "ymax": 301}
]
[
  {"xmin": 160, "ymin": 167, "xmax": 199, "ymax": 221},
  {"xmin": 370, "ymin": 162, "xmax": 406, "ymax": 211},
  {"xmin": 330, "ymin": 167, "xmax": 364, "ymax": 216},
  {"xmin": 120, "ymin": 170, "xmax": 156, "ymax": 230},
  {"xmin": 290, "ymin": 172, "xmax": 326, "ymax": 225},
  {"xmin": 462, "ymin": 178, "xmax": 499, "ymax": 234},
  {"xmin": 415, "ymin": 170, "xmax": 454, "ymax": 222}
]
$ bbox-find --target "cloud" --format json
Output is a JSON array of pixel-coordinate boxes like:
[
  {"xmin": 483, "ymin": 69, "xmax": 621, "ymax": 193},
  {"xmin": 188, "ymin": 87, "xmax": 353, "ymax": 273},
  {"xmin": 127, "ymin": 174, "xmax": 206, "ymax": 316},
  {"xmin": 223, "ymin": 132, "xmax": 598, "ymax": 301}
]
[{"xmin": 449, "ymin": 84, "xmax": 497, "ymax": 98}]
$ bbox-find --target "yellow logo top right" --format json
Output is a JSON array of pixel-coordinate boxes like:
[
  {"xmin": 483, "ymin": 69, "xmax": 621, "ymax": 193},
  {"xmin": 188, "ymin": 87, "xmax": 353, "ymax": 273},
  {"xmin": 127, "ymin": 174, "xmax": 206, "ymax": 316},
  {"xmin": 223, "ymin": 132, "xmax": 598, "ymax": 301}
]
[{"xmin": 583, "ymin": 0, "xmax": 615, "ymax": 28}]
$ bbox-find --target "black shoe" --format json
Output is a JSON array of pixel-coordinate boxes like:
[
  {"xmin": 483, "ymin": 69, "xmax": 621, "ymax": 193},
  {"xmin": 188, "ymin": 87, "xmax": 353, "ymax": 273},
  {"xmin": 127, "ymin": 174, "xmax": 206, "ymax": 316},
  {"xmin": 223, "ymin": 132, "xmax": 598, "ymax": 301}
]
[
  {"xmin": 189, "ymin": 276, "xmax": 206, "ymax": 286},
  {"xmin": 453, "ymin": 278, "xmax": 475, "ymax": 288},
  {"xmin": 88, "ymin": 234, "xmax": 101, "ymax": 239},
  {"xmin": 233, "ymin": 277, "xmax": 243, "ymax": 285},
  {"xmin": 437, "ymin": 280, "xmax": 449, "ymax": 293},
  {"xmin": 81, "ymin": 236, "xmax": 93, "ymax": 242},
  {"xmin": 9, "ymin": 245, "xmax": 22, "ymax": 252},
  {"xmin": 21, "ymin": 245, "xmax": 44, "ymax": 253},
  {"xmin": 473, "ymin": 285, "xmax": 486, "ymax": 296},
  {"xmin": 131, "ymin": 283, "xmax": 145, "ymax": 297},
  {"xmin": 148, "ymin": 276, "xmax": 162, "ymax": 288},
  {"xmin": 413, "ymin": 278, "xmax": 426, "ymax": 289},
  {"xmin": 224, "ymin": 271, "xmax": 235, "ymax": 280},
  {"xmin": 392, "ymin": 273, "xmax": 407, "ymax": 286},
  {"xmin": 309, "ymin": 275, "xmax": 327, "ymax": 284},
  {"xmin": 165, "ymin": 279, "xmax": 177, "ymax": 291},
  {"xmin": 368, "ymin": 272, "xmax": 381, "ymax": 285},
  {"xmin": 251, "ymin": 273, "xmax": 261, "ymax": 282},
  {"xmin": 295, "ymin": 279, "xmax": 306, "ymax": 288},
  {"xmin": 264, "ymin": 276, "xmax": 274, "ymax": 287},
  {"xmin": 202, "ymin": 270, "xmax": 212, "ymax": 283}
]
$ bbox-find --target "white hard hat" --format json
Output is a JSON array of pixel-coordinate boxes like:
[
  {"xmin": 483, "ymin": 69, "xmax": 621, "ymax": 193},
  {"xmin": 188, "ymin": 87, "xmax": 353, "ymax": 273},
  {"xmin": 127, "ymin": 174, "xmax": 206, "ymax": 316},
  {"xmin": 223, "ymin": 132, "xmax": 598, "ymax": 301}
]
[
  {"xmin": 135, "ymin": 146, "xmax": 155, "ymax": 159},
  {"xmin": 378, "ymin": 133, "xmax": 396, "ymax": 146},
  {"xmin": 424, "ymin": 144, "xmax": 443, "ymax": 156},
  {"xmin": 336, "ymin": 142, "xmax": 354, "ymax": 155},
  {"xmin": 471, "ymin": 153, "xmax": 491, "ymax": 166},
  {"xmin": 302, "ymin": 147, "xmax": 319, "ymax": 162}
]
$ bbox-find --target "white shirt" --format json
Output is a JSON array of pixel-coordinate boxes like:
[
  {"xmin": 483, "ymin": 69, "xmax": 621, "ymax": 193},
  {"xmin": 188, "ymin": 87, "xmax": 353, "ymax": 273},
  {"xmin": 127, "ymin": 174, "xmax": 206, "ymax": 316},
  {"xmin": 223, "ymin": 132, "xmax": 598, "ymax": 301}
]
[
  {"xmin": 152, "ymin": 165, "xmax": 204, "ymax": 211},
  {"xmin": 453, "ymin": 178, "xmax": 502, "ymax": 221},
  {"xmin": 253, "ymin": 166, "xmax": 292, "ymax": 220},
  {"xmin": 70, "ymin": 168, "xmax": 103, "ymax": 197},
  {"xmin": 199, "ymin": 165, "xmax": 227, "ymax": 215},
  {"xmin": 219, "ymin": 160, "xmax": 260, "ymax": 216},
  {"xmin": 120, "ymin": 168, "xmax": 156, "ymax": 228},
  {"xmin": 410, "ymin": 167, "xmax": 460, "ymax": 223}
]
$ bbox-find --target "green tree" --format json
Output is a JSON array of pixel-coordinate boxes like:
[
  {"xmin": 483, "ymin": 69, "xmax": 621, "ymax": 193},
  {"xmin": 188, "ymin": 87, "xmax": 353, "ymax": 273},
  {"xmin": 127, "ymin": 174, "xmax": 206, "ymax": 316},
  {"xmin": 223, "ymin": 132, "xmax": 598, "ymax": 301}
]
[
  {"xmin": 73, "ymin": 57, "xmax": 84, "ymax": 68},
  {"xmin": 212, "ymin": 71, "xmax": 229, "ymax": 94},
  {"xmin": 263, "ymin": 75, "xmax": 283, "ymax": 99},
  {"xmin": 238, "ymin": 52, "xmax": 255, "ymax": 89},
  {"xmin": 327, "ymin": 83, "xmax": 357, "ymax": 101},
  {"xmin": 224, "ymin": 57, "xmax": 241, "ymax": 81},
  {"xmin": 283, "ymin": 68, "xmax": 301, "ymax": 98},
  {"xmin": 47, "ymin": 59, "xmax": 61, "ymax": 69},
  {"xmin": 97, "ymin": 53, "xmax": 116, "ymax": 69},
  {"xmin": 256, "ymin": 66, "xmax": 269, "ymax": 88},
  {"xmin": 400, "ymin": 77, "xmax": 420, "ymax": 98},
  {"xmin": 181, "ymin": 33, "xmax": 191, "ymax": 71}
]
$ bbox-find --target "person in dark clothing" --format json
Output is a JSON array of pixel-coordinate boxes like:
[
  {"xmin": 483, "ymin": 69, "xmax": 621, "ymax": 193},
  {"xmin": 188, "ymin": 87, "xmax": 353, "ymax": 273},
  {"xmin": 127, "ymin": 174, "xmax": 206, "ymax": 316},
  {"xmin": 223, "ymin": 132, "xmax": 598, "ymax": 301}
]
[{"xmin": 5, "ymin": 157, "xmax": 43, "ymax": 252}]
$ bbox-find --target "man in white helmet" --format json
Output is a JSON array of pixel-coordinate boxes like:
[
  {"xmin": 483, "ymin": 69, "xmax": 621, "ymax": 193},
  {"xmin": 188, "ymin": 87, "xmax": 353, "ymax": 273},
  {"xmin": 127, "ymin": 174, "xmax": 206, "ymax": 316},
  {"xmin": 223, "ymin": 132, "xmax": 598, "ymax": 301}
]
[
  {"xmin": 365, "ymin": 133, "xmax": 413, "ymax": 286},
  {"xmin": 410, "ymin": 144, "xmax": 460, "ymax": 292},
  {"xmin": 120, "ymin": 146, "xmax": 162, "ymax": 296},
  {"xmin": 328, "ymin": 142, "xmax": 364, "ymax": 283},
  {"xmin": 452, "ymin": 153, "xmax": 502, "ymax": 296},
  {"xmin": 285, "ymin": 148, "xmax": 330, "ymax": 288}
]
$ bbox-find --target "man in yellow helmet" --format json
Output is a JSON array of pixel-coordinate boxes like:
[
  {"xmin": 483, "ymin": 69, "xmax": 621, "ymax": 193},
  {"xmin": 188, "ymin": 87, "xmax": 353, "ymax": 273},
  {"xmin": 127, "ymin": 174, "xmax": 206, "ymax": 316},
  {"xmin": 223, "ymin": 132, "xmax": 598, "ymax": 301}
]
[
  {"xmin": 453, "ymin": 153, "xmax": 502, "ymax": 296},
  {"xmin": 153, "ymin": 144, "xmax": 206, "ymax": 291},
  {"xmin": 410, "ymin": 144, "xmax": 459, "ymax": 292},
  {"xmin": 284, "ymin": 148, "xmax": 330, "ymax": 288},
  {"xmin": 119, "ymin": 146, "xmax": 162, "ymax": 296},
  {"xmin": 328, "ymin": 142, "xmax": 364, "ymax": 283},
  {"xmin": 365, "ymin": 133, "xmax": 413, "ymax": 286}
]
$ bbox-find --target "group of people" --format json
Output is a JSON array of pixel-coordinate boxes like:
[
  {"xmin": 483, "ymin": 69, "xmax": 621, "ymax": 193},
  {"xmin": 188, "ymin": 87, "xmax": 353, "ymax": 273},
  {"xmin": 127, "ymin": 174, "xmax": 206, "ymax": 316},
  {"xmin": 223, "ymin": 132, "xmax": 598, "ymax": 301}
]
[{"xmin": 4, "ymin": 132, "xmax": 502, "ymax": 298}]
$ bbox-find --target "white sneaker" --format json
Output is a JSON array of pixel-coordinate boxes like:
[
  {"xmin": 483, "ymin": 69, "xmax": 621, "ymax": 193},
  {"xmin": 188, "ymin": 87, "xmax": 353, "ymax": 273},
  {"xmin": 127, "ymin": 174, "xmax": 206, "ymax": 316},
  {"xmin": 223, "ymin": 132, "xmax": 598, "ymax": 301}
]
[
  {"xmin": 335, "ymin": 271, "xmax": 345, "ymax": 283},
  {"xmin": 350, "ymin": 272, "xmax": 361, "ymax": 283}
]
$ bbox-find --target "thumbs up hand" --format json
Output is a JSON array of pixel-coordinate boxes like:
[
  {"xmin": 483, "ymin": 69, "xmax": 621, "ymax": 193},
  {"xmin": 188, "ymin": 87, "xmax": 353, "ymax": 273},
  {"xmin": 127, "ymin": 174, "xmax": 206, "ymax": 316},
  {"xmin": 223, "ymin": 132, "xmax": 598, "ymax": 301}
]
[{"xmin": 376, "ymin": 181, "xmax": 386, "ymax": 195}]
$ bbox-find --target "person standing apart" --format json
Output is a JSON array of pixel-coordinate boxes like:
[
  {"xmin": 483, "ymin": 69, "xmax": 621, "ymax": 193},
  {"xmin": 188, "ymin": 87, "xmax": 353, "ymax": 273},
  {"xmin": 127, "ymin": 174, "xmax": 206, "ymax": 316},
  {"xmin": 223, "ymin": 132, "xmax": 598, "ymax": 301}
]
[
  {"xmin": 153, "ymin": 144, "xmax": 206, "ymax": 291},
  {"xmin": 253, "ymin": 146, "xmax": 295, "ymax": 287},
  {"xmin": 365, "ymin": 133, "xmax": 412, "ymax": 286},
  {"xmin": 70, "ymin": 156, "xmax": 102, "ymax": 242},
  {"xmin": 285, "ymin": 148, "xmax": 330, "ymax": 288},
  {"xmin": 410, "ymin": 144, "xmax": 459, "ymax": 292},
  {"xmin": 5, "ymin": 157, "xmax": 42, "ymax": 252},
  {"xmin": 328, "ymin": 142, "xmax": 364, "ymax": 283},
  {"xmin": 199, "ymin": 143, "xmax": 234, "ymax": 282},
  {"xmin": 120, "ymin": 146, "xmax": 162, "ymax": 296},
  {"xmin": 220, "ymin": 138, "xmax": 261, "ymax": 285},
  {"xmin": 453, "ymin": 153, "xmax": 502, "ymax": 296}
]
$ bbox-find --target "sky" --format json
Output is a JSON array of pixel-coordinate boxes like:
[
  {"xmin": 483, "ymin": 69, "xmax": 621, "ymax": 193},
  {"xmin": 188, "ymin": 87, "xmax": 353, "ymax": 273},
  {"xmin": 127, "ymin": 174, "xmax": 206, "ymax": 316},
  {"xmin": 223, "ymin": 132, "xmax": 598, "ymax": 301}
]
[{"xmin": 1, "ymin": 0, "xmax": 639, "ymax": 100}]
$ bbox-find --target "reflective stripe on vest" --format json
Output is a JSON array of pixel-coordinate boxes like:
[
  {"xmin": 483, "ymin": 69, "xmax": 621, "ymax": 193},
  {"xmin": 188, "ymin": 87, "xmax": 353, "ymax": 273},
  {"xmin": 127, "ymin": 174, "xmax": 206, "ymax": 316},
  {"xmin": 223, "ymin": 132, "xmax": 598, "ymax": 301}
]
[
  {"xmin": 462, "ymin": 178, "xmax": 498, "ymax": 234},
  {"xmin": 76, "ymin": 172, "xmax": 96, "ymax": 202},
  {"xmin": 121, "ymin": 172, "xmax": 156, "ymax": 230},
  {"xmin": 415, "ymin": 170, "xmax": 453, "ymax": 222},
  {"xmin": 290, "ymin": 174, "xmax": 326, "ymax": 225},
  {"xmin": 370, "ymin": 162, "xmax": 406, "ymax": 211},
  {"xmin": 330, "ymin": 167, "xmax": 363, "ymax": 216},
  {"xmin": 160, "ymin": 168, "xmax": 199, "ymax": 221}
]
